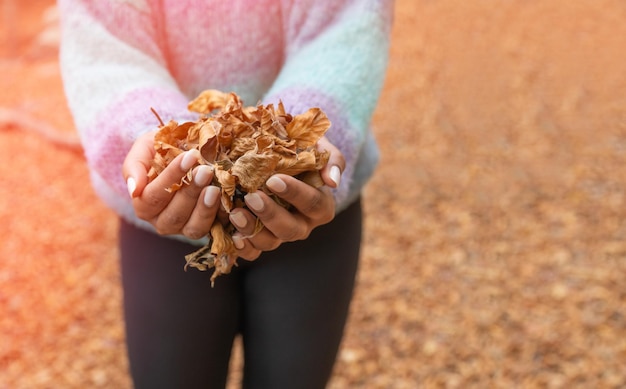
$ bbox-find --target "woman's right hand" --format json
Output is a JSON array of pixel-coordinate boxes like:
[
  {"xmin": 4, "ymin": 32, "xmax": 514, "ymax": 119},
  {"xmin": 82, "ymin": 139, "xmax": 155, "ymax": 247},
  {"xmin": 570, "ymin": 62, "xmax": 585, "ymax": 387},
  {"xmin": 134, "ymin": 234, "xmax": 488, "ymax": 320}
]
[{"xmin": 122, "ymin": 131, "xmax": 221, "ymax": 240}]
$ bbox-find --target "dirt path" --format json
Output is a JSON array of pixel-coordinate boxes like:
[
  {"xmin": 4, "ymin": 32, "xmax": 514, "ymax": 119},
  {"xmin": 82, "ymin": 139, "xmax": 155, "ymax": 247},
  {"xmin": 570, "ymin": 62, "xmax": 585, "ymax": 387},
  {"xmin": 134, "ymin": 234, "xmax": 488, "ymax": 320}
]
[{"xmin": 1, "ymin": 1, "xmax": 626, "ymax": 388}]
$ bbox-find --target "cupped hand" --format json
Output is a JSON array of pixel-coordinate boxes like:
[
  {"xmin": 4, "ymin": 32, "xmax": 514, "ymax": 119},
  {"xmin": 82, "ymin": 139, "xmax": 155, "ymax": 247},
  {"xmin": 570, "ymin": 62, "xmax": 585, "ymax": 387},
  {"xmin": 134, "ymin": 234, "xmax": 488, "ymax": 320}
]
[
  {"xmin": 229, "ymin": 136, "xmax": 345, "ymax": 260},
  {"xmin": 122, "ymin": 131, "xmax": 221, "ymax": 240}
]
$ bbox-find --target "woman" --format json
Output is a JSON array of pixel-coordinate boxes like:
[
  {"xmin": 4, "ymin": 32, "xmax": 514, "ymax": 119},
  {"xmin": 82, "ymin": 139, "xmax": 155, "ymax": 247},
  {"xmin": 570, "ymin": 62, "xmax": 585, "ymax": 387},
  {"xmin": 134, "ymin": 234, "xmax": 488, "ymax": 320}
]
[{"xmin": 59, "ymin": 0, "xmax": 393, "ymax": 387}]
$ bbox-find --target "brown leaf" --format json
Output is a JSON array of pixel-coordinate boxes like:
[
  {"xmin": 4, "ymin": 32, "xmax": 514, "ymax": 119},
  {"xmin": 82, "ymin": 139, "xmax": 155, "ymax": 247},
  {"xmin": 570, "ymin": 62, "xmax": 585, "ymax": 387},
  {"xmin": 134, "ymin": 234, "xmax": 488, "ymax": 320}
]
[
  {"xmin": 316, "ymin": 149, "xmax": 330, "ymax": 169},
  {"xmin": 275, "ymin": 150, "xmax": 318, "ymax": 176},
  {"xmin": 285, "ymin": 108, "xmax": 331, "ymax": 149},
  {"xmin": 154, "ymin": 120, "xmax": 195, "ymax": 150},
  {"xmin": 298, "ymin": 170, "xmax": 325, "ymax": 189},
  {"xmin": 198, "ymin": 120, "xmax": 219, "ymax": 162},
  {"xmin": 209, "ymin": 221, "xmax": 236, "ymax": 259},
  {"xmin": 260, "ymin": 104, "xmax": 289, "ymax": 139},
  {"xmin": 231, "ymin": 151, "xmax": 281, "ymax": 193},
  {"xmin": 187, "ymin": 89, "xmax": 231, "ymax": 114},
  {"xmin": 208, "ymin": 221, "xmax": 238, "ymax": 286},
  {"xmin": 183, "ymin": 220, "xmax": 238, "ymax": 287},
  {"xmin": 229, "ymin": 137, "xmax": 257, "ymax": 161},
  {"xmin": 166, "ymin": 165, "xmax": 194, "ymax": 193},
  {"xmin": 149, "ymin": 90, "xmax": 332, "ymax": 285},
  {"xmin": 214, "ymin": 167, "xmax": 237, "ymax": 211}
]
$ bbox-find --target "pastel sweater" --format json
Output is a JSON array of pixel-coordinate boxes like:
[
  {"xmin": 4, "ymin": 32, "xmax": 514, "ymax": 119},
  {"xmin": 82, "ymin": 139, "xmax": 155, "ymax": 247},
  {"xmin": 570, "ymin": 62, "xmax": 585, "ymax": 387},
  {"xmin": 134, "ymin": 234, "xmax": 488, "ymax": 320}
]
[{"xmin": 58, "ymin": 0, "xmax": 393, "ymax": 240}]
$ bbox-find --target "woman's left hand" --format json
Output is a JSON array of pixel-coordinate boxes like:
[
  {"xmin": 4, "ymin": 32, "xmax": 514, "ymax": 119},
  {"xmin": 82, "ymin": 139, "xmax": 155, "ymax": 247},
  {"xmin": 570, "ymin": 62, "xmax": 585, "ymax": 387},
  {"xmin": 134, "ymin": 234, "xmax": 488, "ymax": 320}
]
[{"xmin": 229, "ymin": 136, "xmax": 344, "ymax": 260}]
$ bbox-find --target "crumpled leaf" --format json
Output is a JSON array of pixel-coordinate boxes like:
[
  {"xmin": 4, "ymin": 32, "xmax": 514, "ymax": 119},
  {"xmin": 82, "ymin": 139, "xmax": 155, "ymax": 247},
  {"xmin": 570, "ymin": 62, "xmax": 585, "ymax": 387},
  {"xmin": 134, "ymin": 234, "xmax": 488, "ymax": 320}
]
[
  {"xmin": 232, "ymin": 151, "xmax": 281, "ymax": 193},
  {"xmin": 187, "ymin": 89, "xmax": 232, "ymax": 114},
  {"xmin": 286, "ymin": 108, "xmax": 331, "ymax": 149},
  {"xmin": 275, "ymin": 149, "xmax": 330, "ymax": 176},
  {"xmin": 184, "ymin": 221, "xmax": 237, "ymax": 287},
  {"xmin": 149, "ymin": 89, "xmax": 332, "ymax": 285}
]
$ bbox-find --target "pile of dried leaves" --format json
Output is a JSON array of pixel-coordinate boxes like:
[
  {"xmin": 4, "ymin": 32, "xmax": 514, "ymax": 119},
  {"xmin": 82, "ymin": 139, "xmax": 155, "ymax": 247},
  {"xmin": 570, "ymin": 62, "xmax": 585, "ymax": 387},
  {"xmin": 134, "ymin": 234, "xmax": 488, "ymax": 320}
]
[{"xmin": 148, "ymin": 89, "xmax": 331, "ymax": 285}]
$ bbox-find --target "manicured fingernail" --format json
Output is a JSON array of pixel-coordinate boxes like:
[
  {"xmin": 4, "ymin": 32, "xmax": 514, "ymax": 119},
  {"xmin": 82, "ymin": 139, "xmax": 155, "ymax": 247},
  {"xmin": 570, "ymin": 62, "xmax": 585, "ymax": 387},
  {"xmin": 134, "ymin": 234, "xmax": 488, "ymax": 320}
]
[
  {"xmin": 330, "ymin": 165, "xmax": 341, "ymax": 187},
  {"xmin": 127, "ymin": 177, "xmax": 137, "ymax": 198},
  {"xmin": 245, "ymin": 192, "xmax": 264, "ymax": 212},
  {"xmin": 266, "ymin": 175, "xmax": 287, "ymax": 193},
  {"xmin": 203, "ymin": 186, "xmax": 220, "ymax": 207},
  {"xmin": 194, "ymin": 165, "xmax": 212, "ymax": 186},
  {"xmin": 232, "ymin": 235, "xmax": 245, "ymax": 249},
  {"xmin": 181, "ymin": 150, "xmax": 198, "ymax": 171},
  {"xmin": 230, "ymin": 211, "xmax": 247, "ymax": 228}
]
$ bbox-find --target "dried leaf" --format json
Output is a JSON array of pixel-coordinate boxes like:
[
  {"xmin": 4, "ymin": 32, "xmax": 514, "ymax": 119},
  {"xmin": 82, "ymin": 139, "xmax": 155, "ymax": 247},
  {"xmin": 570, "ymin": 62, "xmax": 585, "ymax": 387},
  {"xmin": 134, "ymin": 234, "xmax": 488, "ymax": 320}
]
[
  {"xmin": 231, "ymin": 151, "xmax": 281, "ymax": 193},
  {"xmin": 298, "ymin": 170, "xmax": 325, "ymax": 189},
  {"xmin": 184, "ymin": 245, "xmax": 214, "ymax": 272},
  {"xmin": 166, "ymin": 168, "xmax": 194, "ymax": 193},
  {"xmin": 149, "ymin": 90, "xmax": 333, "ymax": 285},
  {"xmin": 183, "ymin": 221, "xmax": 238, "ymax": 287},
  {"xmin": 209, "ymin": 221, "xmax": 235, "ymax": 257},
  {"xmin": 229, "ymin": 137, "xmax": 257, "ymax": 160},
  {"xmin": 285, "ymin": 108, "xmax": 331, "ymax": 149},
  {"xmin": 197, "ymin": 120, "xmax": 219, "ymax": 162},
  {"xmin": 275, "ymin": 149, "xmax": 318, "ymax": 176},
  {"xmin": 153, "ymin": 120, "xmax": 186, "ymax": 146},
  {"xmin": 214, "ymin": 167, "xmax": 237, "ymax": 212},
  {"xmin": 208, "ymin": 221, "xmax": 238, "ymax": 286},
  {"xmin": 187, "ymin": 89, "xmax": 231, "ymax": 114}
]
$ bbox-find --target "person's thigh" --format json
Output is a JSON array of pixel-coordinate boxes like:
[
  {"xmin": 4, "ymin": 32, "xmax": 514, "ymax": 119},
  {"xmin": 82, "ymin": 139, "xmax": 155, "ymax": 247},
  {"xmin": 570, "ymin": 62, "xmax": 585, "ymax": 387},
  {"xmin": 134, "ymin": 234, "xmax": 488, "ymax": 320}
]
[
  {"xmin": 119, "ymin": 220, "xmax": 241, "ymax": 389},
  {"xmin": 240, "ymin": 200, "xmax": 363, "ymax": 389}
]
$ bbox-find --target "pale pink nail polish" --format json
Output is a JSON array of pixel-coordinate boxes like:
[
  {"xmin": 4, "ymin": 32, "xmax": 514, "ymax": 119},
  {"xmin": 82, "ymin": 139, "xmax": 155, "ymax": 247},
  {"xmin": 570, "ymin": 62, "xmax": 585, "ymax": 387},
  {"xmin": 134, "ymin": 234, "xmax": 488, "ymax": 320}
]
[
  {"xmin": 230, "ymin": 211, "xmax": 247, "ymax": 228},
  {"xmin": 203, "ymin": 186, "xmax": 220, "ymax": 207},
  {"xmin": 232, "ymin": 235, "xmax": 245, "ymax": 249},
  {"xmin": 330, "ymin": 165, "xmax": 341, "ymax": 187},
  {"xmin": 245, "ymin": 192, "xmax": 264, "ymax": 212},
  {"xmin": 266, "ymin": 176, "xmax": 287, "ymax": 193},
  {"xmin": 181, "ymin": 150, "xmax": 198, "ymax": 171},
  {"xmin": 194, "ymin": 166, "xmax": 211, "ymax": 186},
  {"xmin": 127, "ymin": 177, "xmax": 137, "ymax": 198}
]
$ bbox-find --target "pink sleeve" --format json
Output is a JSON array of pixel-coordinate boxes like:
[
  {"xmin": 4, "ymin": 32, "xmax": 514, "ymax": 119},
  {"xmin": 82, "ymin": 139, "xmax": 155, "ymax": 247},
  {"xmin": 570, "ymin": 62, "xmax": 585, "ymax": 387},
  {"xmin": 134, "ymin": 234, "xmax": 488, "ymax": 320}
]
[{"xmin": 59, "ymin": 0, "xmax": 196, "ymax": 200}]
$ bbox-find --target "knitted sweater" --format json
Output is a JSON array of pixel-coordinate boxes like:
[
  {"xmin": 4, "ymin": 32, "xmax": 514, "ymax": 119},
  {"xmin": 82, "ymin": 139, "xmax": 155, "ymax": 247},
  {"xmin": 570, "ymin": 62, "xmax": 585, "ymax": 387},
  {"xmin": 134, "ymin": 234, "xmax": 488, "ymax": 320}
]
[{"xmin": 58, "ymin": 0, "xmax": 393, "ymax": 240}]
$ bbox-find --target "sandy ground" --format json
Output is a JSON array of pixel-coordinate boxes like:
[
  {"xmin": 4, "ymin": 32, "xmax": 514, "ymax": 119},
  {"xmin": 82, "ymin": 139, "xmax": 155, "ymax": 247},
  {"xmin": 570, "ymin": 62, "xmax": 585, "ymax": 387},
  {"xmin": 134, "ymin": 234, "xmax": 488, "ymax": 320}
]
[{"xmin": 1, "ymin": 0, "xmax": 626, "ymax": 388}]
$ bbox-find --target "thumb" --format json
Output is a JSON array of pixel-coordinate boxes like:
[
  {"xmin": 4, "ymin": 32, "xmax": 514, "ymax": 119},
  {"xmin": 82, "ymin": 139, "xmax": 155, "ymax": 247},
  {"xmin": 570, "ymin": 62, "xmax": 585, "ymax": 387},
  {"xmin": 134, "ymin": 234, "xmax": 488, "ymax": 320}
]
[
  {"xmin": 122, "ymin": 131, "xmax": 156, "ymax": 198},
  {"xmin": 317, "ymin": 136, "xmax": 345, "ymax": 189}
]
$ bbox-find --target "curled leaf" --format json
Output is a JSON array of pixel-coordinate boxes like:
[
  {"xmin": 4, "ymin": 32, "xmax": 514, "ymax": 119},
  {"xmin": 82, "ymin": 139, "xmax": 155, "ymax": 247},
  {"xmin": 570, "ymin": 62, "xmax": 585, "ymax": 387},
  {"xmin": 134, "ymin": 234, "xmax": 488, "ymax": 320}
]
[
  {"xmin": 188, "ymin": 89, "xmax": 231, "ymax": 114},
  {"xmin": 232, "ymin": 151, "xmax": 281, "ymax": 193},
  {"xmin": 149, "ymin": 90, "xmax": 332, "ymax": 286},
  {"xmin": 286, "ymin": 108, "xmax": 331, "ymax": 149}
]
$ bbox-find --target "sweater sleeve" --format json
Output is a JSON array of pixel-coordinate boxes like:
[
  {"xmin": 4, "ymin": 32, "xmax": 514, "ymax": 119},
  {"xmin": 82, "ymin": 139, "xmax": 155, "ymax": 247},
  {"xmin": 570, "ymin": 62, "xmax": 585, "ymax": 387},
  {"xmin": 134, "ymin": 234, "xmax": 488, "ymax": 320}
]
[
  {"xmin": 58, "ymin": 0, "xmax": 196, "ymax": 207},
  {"xmin": 264, "ymin": 0, "xmax": 394, "ymax": 210}
]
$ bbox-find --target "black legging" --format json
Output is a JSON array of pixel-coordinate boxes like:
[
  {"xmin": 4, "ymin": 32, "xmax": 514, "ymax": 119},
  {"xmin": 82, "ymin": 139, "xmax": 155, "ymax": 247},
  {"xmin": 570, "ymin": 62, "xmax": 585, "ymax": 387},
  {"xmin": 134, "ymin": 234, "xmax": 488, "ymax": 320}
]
[{"xmin": 119, "ymin": 200, "xmax": 362, "ymax": 389}]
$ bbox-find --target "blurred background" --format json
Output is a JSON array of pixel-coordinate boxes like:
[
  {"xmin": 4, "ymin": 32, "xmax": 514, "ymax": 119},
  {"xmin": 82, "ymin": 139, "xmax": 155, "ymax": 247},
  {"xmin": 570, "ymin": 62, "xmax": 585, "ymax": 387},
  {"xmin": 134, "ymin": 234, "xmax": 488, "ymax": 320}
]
[{"xmin": 1, "ymin": 0, "xmax": 625, "ymax": 388}]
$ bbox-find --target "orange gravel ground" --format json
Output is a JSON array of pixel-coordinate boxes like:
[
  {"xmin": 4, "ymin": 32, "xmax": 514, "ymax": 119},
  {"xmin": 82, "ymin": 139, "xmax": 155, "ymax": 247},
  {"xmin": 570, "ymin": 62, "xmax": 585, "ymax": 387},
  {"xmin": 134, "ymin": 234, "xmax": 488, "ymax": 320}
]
[{"xmin": 2, "ymin": 1, "xmax": 626, "ymax": 388}]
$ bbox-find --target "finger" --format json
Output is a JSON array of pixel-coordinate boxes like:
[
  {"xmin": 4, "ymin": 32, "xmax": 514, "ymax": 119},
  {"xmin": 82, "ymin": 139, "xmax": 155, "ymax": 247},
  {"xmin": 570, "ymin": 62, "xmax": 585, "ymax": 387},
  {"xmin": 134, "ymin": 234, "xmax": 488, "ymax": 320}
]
[
  {"xmin": 228, "ymin": 207, "xmax": 260, "ymax": 237},
  {"xmin": 133, "ymin": 149, "xmax": 200, "ymax": 220},
  {"xmin": 153, "ymin": 164, "xmax": 213, "ymax": 235},
  {"xmin": 265, "ymin": 174, "xmax": 335, "ymax": 224},
  {"xmin": 242, "ymin": 227, "xmax": 283, "ymax": 252},
  {"xmin": 122, "ymin": 131, "xmax": 156, "ymax": 198},
  {"xmin": 231, "ymin": 232, "xmax": 262, "ymax": 261},
  {"xmin": 181, "ymin": 185, "xmax": 221, "ymax": 240},
  {"xmin": 243, "ymin": 190, "xmax": 310, "ymax": 242},
  {"xmin": 317, "ymin": 136, "xmax": 345, "ymax": 188}
]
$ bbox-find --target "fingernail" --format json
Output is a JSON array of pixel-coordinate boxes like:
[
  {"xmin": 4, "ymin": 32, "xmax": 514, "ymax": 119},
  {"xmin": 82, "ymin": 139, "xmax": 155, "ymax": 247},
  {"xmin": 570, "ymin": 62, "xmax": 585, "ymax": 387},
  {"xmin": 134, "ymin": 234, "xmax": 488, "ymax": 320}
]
[
  {"xmin": 232, "ymin": 235, "xmax": 245, "ymax": 249},
  {"xmin": 194, "ymin": 165, "xmax": 212, "ymax": 186},
  {"xmin": 245, "ymin": 192, "xmax": 264, "ymax": 212},
  {"xmin": 181, "ymin": 150, "xmax": 198, "ymax": 171},
  {"xmin": 127, "ymin": 177, "xmax": 137, "ymax": 198},
  {"xmin": 203, "ymin": 186, "xmax": 220, "ymax": 207},
  {"xmin": 266, "ymin": 175, "xmax": 287, "ymax": 193},
  {"xmin": 230, "ymin": 211, "xmax": 247, "ymax": 228},
  {"xmin": 330, "ymin": 165, "xmax": 341, "ymax": 187}
]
